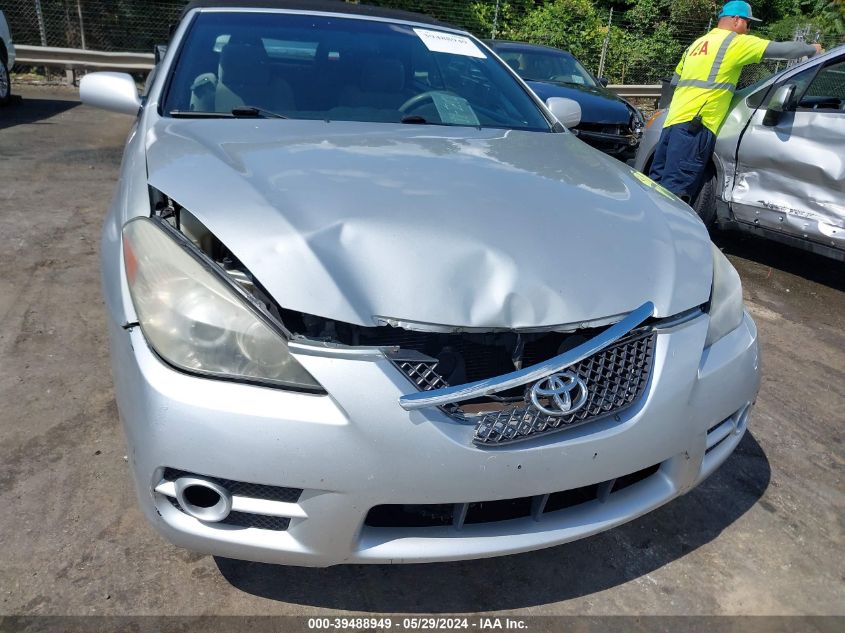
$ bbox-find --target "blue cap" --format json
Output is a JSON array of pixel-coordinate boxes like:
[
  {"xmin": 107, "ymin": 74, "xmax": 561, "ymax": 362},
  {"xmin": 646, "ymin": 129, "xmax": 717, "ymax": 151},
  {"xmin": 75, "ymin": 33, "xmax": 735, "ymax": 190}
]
[{"xmin": 719, "ymin": 1, "xmax": 762, "ymax": 22}]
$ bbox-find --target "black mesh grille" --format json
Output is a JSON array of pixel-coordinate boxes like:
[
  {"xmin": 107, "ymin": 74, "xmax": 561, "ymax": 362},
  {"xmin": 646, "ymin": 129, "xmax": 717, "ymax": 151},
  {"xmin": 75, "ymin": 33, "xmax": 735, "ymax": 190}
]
[
  {"xmin": 166, "ymin": 496, "xmax": 290, "ymax": 531},
  {"xmin": 222, "ymin": 511, "xmax": 291, "ymax": 531},
  {"xmin": 162, "ymin": 468, "xmax": 302, "ymax": 503},
  {"xmin": 395, "ymin": 360, "xmax": 450, "ymax": 391}
]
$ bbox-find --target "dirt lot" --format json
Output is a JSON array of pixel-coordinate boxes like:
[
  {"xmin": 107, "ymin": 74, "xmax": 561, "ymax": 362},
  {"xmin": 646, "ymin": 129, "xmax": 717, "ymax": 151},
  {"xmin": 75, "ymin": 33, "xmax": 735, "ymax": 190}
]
[{"xmin": 0, "ymin": 85, "xmax": 843, "ymax": 619}]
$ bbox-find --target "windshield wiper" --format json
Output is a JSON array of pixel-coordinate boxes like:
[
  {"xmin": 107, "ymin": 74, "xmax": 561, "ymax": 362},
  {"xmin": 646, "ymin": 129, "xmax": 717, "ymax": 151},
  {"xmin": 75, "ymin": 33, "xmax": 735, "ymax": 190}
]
[
  {"xmin": 169, "ymin": 110, "xmax": 234, "ymax": 118},
  {"xmin": 231, "ymin": 106, "xmax": 288, "ymax": 119},
  {"xmin": 168, "ymin": 107, "xmax": 288, "ymax": 119}
]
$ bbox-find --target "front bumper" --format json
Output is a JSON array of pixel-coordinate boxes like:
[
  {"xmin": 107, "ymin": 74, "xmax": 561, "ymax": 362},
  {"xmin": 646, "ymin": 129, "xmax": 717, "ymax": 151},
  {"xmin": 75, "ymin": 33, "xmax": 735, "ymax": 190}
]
[{"xmin": 109, "ymin": 310, "xmax": 759, "ymax": 567}]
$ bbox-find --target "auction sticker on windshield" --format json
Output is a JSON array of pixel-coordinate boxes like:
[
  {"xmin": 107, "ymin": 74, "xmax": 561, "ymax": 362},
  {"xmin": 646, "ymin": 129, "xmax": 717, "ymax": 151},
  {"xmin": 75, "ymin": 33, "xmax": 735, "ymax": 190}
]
[{"xmin": 414, "ymin": 28, "xmax": 486, "ymax": 58}]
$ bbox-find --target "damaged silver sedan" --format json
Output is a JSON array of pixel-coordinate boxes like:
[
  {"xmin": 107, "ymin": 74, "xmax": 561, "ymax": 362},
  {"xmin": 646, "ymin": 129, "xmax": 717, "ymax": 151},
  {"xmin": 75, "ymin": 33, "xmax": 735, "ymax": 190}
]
[
  {"xmin": 82, "ymin": 0, "xmax": 760, "ymax": 567},
  {"xmin": 636, "ymin": 45, "xmax": 845, "ymax": 261}
]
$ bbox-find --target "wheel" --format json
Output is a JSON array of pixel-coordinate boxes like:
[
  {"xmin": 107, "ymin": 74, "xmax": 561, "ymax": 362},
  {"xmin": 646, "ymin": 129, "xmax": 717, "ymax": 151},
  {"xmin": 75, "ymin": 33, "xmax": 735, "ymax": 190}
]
[
  {"xmin": 692, "ymin": 167, "xmax": 717, "ymax": 228},
  {"xmin": 0, "ymin": 57, "xmax": 10, "ymax": 106}
]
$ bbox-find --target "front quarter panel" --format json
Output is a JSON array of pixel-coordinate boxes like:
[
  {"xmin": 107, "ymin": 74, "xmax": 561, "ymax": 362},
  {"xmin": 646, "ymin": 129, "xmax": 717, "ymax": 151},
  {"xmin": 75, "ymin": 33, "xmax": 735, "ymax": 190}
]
[
  {"xmin": 100, "ymin": 110, "xmax": 152, "ymax": 328},
  {"xmin": 100, "ymin": 10, "xmax": 197, "ymax": 328}
]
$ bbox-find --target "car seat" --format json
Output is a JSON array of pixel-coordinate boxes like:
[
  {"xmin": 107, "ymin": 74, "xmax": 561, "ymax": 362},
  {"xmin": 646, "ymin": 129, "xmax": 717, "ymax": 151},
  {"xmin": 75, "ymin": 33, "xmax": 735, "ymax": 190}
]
[
  {"xmin": 339, "ymin": 58, "xmax": 408, "ymax": 110},
  {"xmin": 214, "ymin": 41, "xmax": 295, "ymax": 112}
]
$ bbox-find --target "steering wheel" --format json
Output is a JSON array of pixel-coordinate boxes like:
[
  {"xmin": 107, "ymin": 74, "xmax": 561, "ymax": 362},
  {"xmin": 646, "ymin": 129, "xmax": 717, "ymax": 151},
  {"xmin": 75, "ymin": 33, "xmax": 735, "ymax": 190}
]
[{"xmin": 398, "ymin": 90, "xmax": 455, "ymax": 114}]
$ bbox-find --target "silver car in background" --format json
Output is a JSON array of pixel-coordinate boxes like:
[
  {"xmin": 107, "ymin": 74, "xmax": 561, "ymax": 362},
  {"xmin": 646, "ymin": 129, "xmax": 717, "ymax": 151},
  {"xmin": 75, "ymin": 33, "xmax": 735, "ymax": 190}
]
[
  {"xmin": 635, "ymin": 46, "xmax": 845, "ymax": 261},
  {"xmin": 81, "ymin": 0, "xmax": 760, "ymax": 567},
  {"xmin": 0, "ymin": 9, "xmax": 16, "ymax": 105}
]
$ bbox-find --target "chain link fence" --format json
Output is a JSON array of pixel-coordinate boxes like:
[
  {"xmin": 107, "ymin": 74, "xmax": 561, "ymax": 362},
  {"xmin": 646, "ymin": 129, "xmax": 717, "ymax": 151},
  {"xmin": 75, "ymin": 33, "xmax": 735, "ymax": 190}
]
[{"xmin": 4, "ymin": 0, "xmax": 844, "ymax": 85}]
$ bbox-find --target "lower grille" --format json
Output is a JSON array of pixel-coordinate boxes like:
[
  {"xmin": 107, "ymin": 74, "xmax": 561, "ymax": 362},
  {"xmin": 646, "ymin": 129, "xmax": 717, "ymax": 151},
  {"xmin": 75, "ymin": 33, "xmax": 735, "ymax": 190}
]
[
  {"xmin": 365, "ymin": 462, "xmax": 662, "ymax": 528},
  {"xmin": 577, "ymin": 122, "xmax": 629, "ymax": 136},
  {"xmin": 160, "ymin": 468, "xmax": 300, "ymax": 532},
  {"xmin": 705, "ymin": 406, "xmax": 748, "ymax": 454},
  {"xmin": 167, "ymin": 497, "xmax": 291, "ymax": 531},
  {"xmin": 162, "ymin": 468, "xmax": 302, "ymax": 503}
]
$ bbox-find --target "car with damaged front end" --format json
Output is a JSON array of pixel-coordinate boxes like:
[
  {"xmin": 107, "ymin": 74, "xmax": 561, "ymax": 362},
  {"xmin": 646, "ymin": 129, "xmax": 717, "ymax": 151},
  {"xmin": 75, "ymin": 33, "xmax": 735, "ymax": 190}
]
[
  {"xmin": 83, "ymin": 0, "xmax": 760, "ymax": 567},
  {"xmin": 635, "ymin": 45, "xmax": 845, "ymax": 261},
  {"xmin": 486, "ymin": 40, "xmax": 644, "ymax": 162}
]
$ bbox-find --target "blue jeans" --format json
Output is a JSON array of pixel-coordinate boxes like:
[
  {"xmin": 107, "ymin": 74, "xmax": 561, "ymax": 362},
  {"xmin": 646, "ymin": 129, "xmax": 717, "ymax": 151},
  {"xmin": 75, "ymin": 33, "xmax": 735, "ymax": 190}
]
[{"xmin": 649, "ymin": 121, "xmax": 716, "ymax": 202}]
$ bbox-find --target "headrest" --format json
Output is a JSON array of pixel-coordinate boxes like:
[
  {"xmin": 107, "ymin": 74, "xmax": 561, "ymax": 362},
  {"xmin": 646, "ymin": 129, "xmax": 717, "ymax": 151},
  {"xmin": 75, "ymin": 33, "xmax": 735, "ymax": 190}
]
[
  {"xmin": 360, "ymin": 58, "xmax": 405, "ymax": 93},
  {"xmin": 219, "ymin": 43, "xmax": 269, "ymax": 85}
]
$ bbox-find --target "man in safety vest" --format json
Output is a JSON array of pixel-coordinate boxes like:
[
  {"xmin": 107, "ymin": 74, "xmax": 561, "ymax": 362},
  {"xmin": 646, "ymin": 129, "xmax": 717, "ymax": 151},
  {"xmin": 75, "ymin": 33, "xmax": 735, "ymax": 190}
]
[{"xmin": 649, "ymin": 1, "xmax": 823, "ymax": 202}]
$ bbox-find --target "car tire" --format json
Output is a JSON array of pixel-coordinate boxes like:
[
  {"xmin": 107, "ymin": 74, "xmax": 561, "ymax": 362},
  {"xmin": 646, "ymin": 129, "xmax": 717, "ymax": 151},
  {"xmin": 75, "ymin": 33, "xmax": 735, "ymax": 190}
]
[
  {"xmin": 0, "ymin": 57, "xmax": 10, "ymax": 106},
  {"xmin": 692, "ymin": 167, "xmax": 717, "ymax": 228}
]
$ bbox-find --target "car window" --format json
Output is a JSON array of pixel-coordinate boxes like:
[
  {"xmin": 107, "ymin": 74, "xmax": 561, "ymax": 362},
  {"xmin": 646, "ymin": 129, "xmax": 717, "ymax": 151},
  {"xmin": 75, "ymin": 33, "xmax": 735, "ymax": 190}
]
[
  {"xmin": 496, "ymin": 48, "xmax": 597, "ymax": 88},
  {"xmin": 797, "ymin": 59, "xmax": 845, "ymax": 111},
  {"xmin": 163, "ymin": 11, "xmax": 551, "ymax": 131},
  {"xmin": 750, "ymin": 65, "xmax": 817, "ymax": 110}
]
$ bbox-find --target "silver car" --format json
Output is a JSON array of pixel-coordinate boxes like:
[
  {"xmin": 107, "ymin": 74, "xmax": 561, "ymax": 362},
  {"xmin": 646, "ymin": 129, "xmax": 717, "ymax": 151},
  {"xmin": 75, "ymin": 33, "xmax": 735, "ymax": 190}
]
[
  {"xmin": 635, "ymin": 46, "xmax": 845, "ymax": 261},
  {"xmin": 81, "ymin": 0, "xmax": 760, "ymax": 567},
  {"xmin": 0, "ymin": 9, "xmax": 16, "ymax": 105}
]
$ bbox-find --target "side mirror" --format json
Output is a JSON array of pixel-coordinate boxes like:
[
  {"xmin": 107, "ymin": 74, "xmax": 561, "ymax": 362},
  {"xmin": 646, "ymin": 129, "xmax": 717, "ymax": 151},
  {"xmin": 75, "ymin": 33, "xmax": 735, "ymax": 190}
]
[
  {"xmin": 546, "ymin": 97, "xmax": 582, "ymax": 128},
  {"xmin": 598, "ymin": 77, "xmax": 609, "ymax": 87},
  {"xmin": 80, "ymin": 72, "xmax": 142, "ymax": 116},
  {"xmin": 762, "ymin": 83, "xmax": 796, "ymax": 127}
]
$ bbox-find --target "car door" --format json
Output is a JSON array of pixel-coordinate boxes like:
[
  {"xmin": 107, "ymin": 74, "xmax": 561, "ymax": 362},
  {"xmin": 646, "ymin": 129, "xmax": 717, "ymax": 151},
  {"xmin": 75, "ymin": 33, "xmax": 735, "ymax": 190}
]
[{"xmin": 729, "ymin": 51, "xmax": 845, "ymax": 252}]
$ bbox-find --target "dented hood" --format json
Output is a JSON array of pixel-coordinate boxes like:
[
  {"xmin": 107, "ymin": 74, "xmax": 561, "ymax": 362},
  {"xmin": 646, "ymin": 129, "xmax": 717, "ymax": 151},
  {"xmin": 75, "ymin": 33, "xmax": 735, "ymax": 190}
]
[{"xmin": 145, "ymin": 119, "xmax": 712, "ymax": 329}]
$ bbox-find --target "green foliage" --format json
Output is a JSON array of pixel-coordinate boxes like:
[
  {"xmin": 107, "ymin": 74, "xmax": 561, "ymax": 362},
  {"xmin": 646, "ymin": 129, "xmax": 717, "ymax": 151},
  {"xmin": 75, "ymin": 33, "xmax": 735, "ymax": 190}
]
[
  {"xmin": 504, "ymin": 0, "xmax": 606, "ymax": 60},
  {"xmin": 469, "ymin": 0, "xmax": 540, "ymax": 39},
  {"xmin": 669, "ymin": 0, "xmax": 716, "ymax": 30},
  {"xmin": 763, "ymin": 12, "xmax": 835, "ymax": 41},
  {"xmin": 603, "ymin": 22, "xmax": 685, "ymax": 82},
  {"xmin": 813, "ymin": 0, "xmax": 845, "ymax": 36},
  {"xmin": 364, "ymin": 0, "xmax": 488, "ymax": 33}
]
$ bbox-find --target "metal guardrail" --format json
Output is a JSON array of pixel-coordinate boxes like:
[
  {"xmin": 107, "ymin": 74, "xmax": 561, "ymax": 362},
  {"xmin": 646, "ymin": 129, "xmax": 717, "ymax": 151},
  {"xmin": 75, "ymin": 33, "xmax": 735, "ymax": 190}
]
[
  {"xmin": 13, "ymin": 45, "xmax": 662, "ymax": 99},
  {"xmin": 607, "ymin": 85, "xmax": 662, "ymax": 99},
  {"xmin": 15, "ymin": 45, "xmax": 154, "ymax": 71}
]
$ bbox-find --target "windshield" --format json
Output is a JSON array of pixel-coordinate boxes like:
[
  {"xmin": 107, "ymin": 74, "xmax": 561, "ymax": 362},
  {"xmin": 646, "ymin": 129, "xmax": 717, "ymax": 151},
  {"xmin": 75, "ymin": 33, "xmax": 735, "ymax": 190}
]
[
  {"xmin": 494, "ymin": 47, "xmax": 598, "ymax": 88},
  {"xmin": 163, "ymin": 11, "xmax": 551, "ymax": 131}
]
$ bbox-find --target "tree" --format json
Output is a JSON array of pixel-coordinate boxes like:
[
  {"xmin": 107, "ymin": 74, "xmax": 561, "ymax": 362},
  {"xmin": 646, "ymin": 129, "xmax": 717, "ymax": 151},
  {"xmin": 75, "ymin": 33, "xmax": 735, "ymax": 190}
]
[{"xmin": 505, "ymin": 0, "xmax": 606, "ymax": 60}]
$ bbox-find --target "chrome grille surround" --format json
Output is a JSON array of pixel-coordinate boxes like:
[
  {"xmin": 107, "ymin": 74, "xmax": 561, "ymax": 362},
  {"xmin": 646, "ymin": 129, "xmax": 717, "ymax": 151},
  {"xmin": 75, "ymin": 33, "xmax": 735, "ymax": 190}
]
[{"xmin": 473, "ymin": 331, "xmax": 655, "ymax": 445}]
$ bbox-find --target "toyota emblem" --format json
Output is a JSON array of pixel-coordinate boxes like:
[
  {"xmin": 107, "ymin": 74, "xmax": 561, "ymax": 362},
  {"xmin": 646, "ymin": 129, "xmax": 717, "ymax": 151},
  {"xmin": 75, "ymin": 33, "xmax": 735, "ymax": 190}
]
[{"xmin": 529, "ymin": 371, "xmax": 589, "ymax": 417}]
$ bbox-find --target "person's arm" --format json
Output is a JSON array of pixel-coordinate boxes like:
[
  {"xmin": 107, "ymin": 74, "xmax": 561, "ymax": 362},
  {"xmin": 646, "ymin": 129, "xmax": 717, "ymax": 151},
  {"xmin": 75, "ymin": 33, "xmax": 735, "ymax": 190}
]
[{"xmin": 763, "ymin": 41, "xmax": 823, "ymax": 59}]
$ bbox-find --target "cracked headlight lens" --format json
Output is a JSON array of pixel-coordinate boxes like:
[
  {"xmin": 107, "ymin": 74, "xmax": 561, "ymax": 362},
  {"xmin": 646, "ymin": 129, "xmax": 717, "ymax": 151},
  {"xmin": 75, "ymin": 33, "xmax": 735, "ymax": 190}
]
[
  {"xmin": 122, "ymin": 217, "xmax": 322, "ymax": 391},
  {"xmin": 705, "ymin": 243, "xmax": 745, "ymax": 348}
]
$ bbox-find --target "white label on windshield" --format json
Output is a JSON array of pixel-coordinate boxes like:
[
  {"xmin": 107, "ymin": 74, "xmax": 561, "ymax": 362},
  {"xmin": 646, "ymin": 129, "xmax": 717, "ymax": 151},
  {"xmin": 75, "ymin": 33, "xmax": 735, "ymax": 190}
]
[{"xmin": 414, "ymin": 28, "xmax": 487, "ymax": 59}]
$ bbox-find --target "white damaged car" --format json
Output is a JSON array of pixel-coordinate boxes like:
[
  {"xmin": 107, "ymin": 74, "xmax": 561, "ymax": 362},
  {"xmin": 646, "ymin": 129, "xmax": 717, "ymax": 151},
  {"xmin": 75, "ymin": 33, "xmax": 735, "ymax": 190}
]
[{"xmin": 82, "ymin": 0, "xmax": 760, "ymax": 567}]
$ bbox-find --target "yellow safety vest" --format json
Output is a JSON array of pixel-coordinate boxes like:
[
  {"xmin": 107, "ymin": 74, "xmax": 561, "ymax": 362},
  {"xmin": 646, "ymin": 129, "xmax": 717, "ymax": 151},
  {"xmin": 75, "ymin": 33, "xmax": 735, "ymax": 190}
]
[{"xmin": 664, "ymin": 28, "xmax": 770, "ymax": 134}]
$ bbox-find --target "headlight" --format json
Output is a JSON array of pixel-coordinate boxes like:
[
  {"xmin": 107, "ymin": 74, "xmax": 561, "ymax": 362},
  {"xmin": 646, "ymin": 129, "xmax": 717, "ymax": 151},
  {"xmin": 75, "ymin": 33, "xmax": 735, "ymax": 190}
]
[
  {"xmin": 122, "ymin": 217, "xmax": 322, "ymax": 391},
  {"xmin": 705, "ymin": 243, "xmax": 744, "ymax": 348}
]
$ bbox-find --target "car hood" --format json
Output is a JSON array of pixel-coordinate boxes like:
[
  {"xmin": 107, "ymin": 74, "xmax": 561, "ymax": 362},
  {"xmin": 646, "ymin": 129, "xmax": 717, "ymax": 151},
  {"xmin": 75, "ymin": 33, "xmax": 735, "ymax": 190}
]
[
  {"xmin": 145, "ymin": 118, "xmax": 711, "ymax": 329},
  {"xmin": 526, "ymin": 80, "xmax": 634, "ymax": 125}
]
